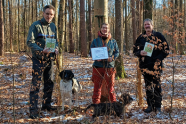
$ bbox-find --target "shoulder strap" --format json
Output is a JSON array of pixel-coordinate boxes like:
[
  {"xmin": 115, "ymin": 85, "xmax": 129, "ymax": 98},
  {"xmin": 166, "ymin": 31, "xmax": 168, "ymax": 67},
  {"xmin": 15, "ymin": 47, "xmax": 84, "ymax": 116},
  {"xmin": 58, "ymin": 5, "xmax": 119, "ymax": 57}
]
[{"xmin": 39, "ymin": 20, "xmax": 46, "ymax": 39}]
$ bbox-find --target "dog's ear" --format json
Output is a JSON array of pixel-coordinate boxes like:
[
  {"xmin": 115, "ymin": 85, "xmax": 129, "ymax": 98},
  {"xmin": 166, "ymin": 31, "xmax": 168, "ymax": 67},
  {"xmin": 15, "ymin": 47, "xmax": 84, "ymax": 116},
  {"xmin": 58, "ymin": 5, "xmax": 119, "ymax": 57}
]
[
  {"xmin": 59, "ymin": 70, "xmax": 67, "ymax": 79},
  {"xmin": 69, "ymin": 72, "xmax": 74, "ymax": 79}
]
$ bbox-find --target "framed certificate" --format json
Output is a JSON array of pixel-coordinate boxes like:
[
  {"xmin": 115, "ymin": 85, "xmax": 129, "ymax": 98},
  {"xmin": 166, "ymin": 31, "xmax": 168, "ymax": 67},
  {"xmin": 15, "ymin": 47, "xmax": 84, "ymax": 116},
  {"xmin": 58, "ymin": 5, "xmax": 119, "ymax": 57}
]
[
  {"xmin": 143, "ymin": 42, "xmax": 154, "ymax": 57},
  {"xmin": 45, "ymin": 38, "xmax": 56, "ymax": 52},
  {"xmin": 91, "ymin": 47, "xmax": 108, "ymax": 60}
]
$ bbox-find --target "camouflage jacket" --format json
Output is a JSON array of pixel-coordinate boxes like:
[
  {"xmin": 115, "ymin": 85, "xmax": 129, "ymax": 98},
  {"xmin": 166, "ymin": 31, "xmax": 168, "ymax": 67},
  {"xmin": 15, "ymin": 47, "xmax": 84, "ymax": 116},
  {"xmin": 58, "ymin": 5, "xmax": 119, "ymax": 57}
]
[{"xmin": 27, "ymin": 17, "xmax": 58, "ymax": 61}]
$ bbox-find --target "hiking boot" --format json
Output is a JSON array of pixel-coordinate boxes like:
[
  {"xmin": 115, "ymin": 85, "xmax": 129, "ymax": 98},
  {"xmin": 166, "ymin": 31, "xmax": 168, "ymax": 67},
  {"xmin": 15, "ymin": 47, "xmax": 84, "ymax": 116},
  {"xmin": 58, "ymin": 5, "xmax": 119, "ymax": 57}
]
[
  {"xmin": 41, "ymin": 105, "xmax": 57, "ymax": 111},
  {"xmin": 29, "ymin": 110, "xmax": 41, "ymax": 119},
  {"xmin": 155, "ymin": 107, "xmax": 162, "ymax": 113},
  {"xmin": 29, "ymin": 114, "xmax": 39, "ymax": 119},
  {"xmin": 144, "ymin": 106, "xmax": 153, "ymax": 113}
]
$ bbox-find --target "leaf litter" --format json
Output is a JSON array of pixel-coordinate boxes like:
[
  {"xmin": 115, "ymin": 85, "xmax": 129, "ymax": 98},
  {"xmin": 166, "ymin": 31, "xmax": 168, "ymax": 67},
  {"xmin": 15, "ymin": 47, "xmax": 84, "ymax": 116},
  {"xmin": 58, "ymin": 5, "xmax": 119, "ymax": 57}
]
[{"xmin": 0, "ymin": 52, "xmax": 186, "ymax": 123}]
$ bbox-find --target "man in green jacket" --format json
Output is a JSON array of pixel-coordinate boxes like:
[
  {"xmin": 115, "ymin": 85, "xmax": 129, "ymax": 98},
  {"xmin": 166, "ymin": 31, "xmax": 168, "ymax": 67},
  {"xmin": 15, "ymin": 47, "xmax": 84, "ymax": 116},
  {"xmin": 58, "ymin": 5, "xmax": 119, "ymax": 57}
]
[{"xmin": 27, "ymin": 5, "xmax": 58, "ymax": 119}]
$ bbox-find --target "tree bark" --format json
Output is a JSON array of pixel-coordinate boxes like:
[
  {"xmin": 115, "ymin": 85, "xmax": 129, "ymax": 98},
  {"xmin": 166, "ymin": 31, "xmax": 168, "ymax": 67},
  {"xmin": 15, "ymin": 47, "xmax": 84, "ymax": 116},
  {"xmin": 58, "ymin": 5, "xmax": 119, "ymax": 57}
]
[
  {"xmin": 0, "ymin": 0, "xmax": 4, "ymax": 56},
  {"xmin": 52, "ymin": 0, "xmax": 58, "ymax": 37},
  {"xmin": 69, "ymin": 0, "xmax": 74, "ymax": 53},
  {"xmin": 175, "ymin": 0, "xmax": 178, "ymax": 53},
  {"xmin": 24, "ymin": 0, "xmax": 26, "ymax": 50},
  {"xmin": 135, "ymin": 0, "xmax": 143, "ymax": 107},
  {"xmin": 124, "ymin": 0, "xmax": 129, "ymax": 55},
  {"xmin": 94, "ymin": 0, "xmax": 108, "ymax": 37},
  {"xmin": 132, "ymin": 0, "xmax": 136, "ymax": 44},
  {"xmin": 75, "ymin": 0, "xmax": 79, "ymax": 55},
  {"xmin": 65, "ymin": 0, "xmax": 68, "ymax": 52},
  {"xmin": 88, "ymin": 0, "xmax": 92, "ymax": 50},
  {"xmin": 8, "ymin": 0, "xmax": 13, "ymax": 52},
  {"xmin": 115, "ymin": 0, "xmax": 126, "ymax": 78},
  {"xmin": 136, "ymin": 0, "xmax": 139, "ymax": 35},
  {"xmin": 32, "ymin": 0, "xmax": 34, "ymax": 23},
  {"xmin": 58, "ymin": 0, "xmax": 66, "ymax": 71},
  {"xmin": 179, "ymin": 0, "xmax": 184, "ymax": 54},
  {"xmin": 17, "ymin": 0, "xmax": 20, "ymax": 51},
  {"xmin": 143, "ymin": 0, "xmax": 152, "ymax": 20},
  {"xmin": 80, "ymin": 0, "xmax": 87, "ymax": 57},
  {"xmin": 35, "ymin": 0, "xmax": 37, "ymax": 20}
]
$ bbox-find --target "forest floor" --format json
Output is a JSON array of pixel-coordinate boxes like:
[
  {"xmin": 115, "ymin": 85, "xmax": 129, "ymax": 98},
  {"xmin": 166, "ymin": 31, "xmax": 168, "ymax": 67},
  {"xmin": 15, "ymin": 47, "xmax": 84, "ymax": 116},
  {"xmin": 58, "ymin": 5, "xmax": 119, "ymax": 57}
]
[{"xmin": 0, "ymin": 52, "xmax": 186, "ymax": 124}]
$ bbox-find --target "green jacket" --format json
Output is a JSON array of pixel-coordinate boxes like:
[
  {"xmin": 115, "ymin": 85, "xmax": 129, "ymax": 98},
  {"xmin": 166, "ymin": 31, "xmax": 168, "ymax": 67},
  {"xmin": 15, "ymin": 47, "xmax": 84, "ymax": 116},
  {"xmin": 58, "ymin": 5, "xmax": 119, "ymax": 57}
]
[{"xmin": 27, "ymin": 17, "xmax": 58, "ymax": 61}]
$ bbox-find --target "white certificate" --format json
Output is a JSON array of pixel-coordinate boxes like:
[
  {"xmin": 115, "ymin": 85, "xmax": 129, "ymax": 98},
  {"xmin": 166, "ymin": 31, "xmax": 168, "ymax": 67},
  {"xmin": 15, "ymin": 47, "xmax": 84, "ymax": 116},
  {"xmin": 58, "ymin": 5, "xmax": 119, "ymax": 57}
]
[
  {"xmin": 91, "ymin": 47, "xmax": 108, "ymax": 60},
  {"xmin": 143, "ymin": 42, "xmax": 154, "ymax": 57},
  {"xmin": 45, "ymin": 38, "xmax": 56, "ymax": 52}
]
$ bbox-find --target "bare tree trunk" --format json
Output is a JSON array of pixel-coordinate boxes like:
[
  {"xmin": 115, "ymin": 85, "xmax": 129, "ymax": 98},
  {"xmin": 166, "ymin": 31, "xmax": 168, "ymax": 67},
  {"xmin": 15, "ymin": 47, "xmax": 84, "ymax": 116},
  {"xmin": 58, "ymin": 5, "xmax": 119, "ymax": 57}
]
[
  {"xmin": 136, "ymin": 0, "xmax": 139, "ymax": 35},
  {"xmin": 24, "ymin": 0, "xmax": 26, "ymax": 50},
  {"xmin": 88, "ymin": 0, "xmax": 92, "ymax": 49},
  {"xmin": 58, "ymin": 0, "xmax": 66, "ymax": 70},
  {"xmin": 153, "ymin": 0, "xmax": 157, "ymax": 30},
  {"xmin": 55, "ymin": 0, "xmax": 65, "ymax": 108},
  {"xmin": 69, "ymin": 0, "xmax": 74, "ymax": 53},
  {"xmin": 8, "ymin": 0, "xmax": 13, "ymax": 52},
  {"xmin": 179, "ymin": 0, "xmax": 184, "ymax": 54},
  {"xmin": 170, "ymin": 0, "xmax": 175, "ymax": 53},
  {"xmin": 32, "ymin": 0, "xmax": 34, "ymax": 22},
  {"xmin": 112, "ymin": 7, "xmax": 115, "ymax": 38},
  {"xmin": 185, "ymin": 0, "xmax": 186, "ymax": 50},
  {"xmin": 0, "ymin": 0, "xmax": 4, "ymax": 56},
  {"xmin": 139, "ymin": 0, "xmax": 143, "ymax": 33},
  {"xmin": 35, "ymin": 0, "xmax": 37, "ymax": 20},
  {"xmin": 14, "ymin": 4, "xmax": 18, "ymax": 52},
  {"xmin": 52, "ymin": 0, "xmax": 58, "ymax": 37},
  {"xmin": 115, "ymin": 0, "xmax": 126, "ymax": 78},
  {"xmin": 75, "ymin": 0, "xmax": 79, "ymax": 55},
  {"xmin": 5, "ymin": 0, "xmax": 7, "ymax": 51},
  {"xmin": 135, "ymin": 0, "xmax": 143, "ymax": 107},
  {"xmin": 143, "ymin": 0, "xmax": 152, "ymax": 20},
  {"xmin": 124, "ymin": 0, "xmax": 128, "ymax": 55},
  {"xmin": 28, "ymin": 0, "xmax": 31, "ymax": 26},
  {"xmin": 175, "ymin": 0, "xmax": 178, "ymax": 53},
  {"xmin": 94, "ymin": 0, "xmax": 108, "ymax": 37},
  {"xmin": 132, "ymin": 0, "xmax": 136, "ymax": 44},
  {"xmin": 80, "ymin": 0, "xmax": 87, "ymax": 57},
  {"xmin": 65, "ymin": 0, "xmax": 68, "ymax": 52},
  {"xmin": 2, "ymin": 0, "xmax": 5, "ymax": 51},
  {"xmin": 17, "ymin": 0, "xmax": 20, "ymax": 51}
]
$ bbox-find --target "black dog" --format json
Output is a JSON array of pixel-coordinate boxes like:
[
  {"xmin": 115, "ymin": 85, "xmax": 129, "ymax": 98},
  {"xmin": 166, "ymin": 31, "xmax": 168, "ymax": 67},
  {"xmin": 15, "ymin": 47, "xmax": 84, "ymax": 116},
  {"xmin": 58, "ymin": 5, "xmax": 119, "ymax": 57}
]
[{"xmin": 85, "ymin": 93, "xmax": 133, "ymax": 119}]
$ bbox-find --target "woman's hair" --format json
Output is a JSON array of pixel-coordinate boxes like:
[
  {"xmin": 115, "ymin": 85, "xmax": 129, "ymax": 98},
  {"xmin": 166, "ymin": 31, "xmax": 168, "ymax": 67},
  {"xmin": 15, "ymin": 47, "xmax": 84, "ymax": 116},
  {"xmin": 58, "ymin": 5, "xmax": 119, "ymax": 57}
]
[{"xmin": 101, "ymin": 23, "xmax": 110, "ymax": 28}]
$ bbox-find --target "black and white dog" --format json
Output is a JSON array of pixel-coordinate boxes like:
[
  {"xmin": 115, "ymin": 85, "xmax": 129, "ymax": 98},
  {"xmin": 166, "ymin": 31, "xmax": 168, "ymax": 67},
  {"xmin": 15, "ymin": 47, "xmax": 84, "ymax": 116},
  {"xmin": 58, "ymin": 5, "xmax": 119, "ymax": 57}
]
[
  {"xmin": 59, "ymin": 70, "xmax": 82, "ymax": 111},
  {"xmin": 85, "ymin": 93, "xmax": 133, "ymax": 119}
]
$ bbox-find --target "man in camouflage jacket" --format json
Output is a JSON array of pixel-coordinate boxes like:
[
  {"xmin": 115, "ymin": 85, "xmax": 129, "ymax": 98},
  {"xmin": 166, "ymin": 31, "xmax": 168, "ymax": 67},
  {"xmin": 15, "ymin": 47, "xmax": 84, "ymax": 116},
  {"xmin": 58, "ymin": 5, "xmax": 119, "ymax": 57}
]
[
  {"xmin": 133, "ymin": 18, "xmax": 169, "ymax": 113},
  {"xmin": 27, "ymin": 5, "xmax": 58, "ymax": 119}
]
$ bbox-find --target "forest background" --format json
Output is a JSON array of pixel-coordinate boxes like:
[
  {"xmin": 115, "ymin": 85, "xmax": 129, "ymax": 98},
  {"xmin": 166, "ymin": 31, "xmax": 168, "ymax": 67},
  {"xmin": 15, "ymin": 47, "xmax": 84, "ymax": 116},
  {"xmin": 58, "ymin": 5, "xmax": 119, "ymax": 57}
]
[{"xmin": 0, "ymin": 0, "xmax": 185, "ymax": 123}]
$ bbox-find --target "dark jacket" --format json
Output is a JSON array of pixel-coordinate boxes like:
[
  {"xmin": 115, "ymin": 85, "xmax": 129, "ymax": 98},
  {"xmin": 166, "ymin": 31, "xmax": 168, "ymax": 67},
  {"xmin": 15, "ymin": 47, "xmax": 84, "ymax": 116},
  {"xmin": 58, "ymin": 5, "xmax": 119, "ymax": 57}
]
[
  {"xmin": 90, "ymin": 37, "xmax": 119, "ymax": 68},
  {"xmin": 133, "ymin": 30, "xmax": 169, "ymax": 70},
  {"xmin": 27, "ymin": 17, "xmax": 58, "ymax": 61}
]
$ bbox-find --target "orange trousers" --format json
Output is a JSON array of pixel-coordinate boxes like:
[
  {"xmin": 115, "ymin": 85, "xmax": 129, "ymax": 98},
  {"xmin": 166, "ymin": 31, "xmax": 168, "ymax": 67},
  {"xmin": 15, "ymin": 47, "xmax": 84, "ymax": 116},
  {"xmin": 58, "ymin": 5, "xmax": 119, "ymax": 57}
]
[{"xmin": 92, "ymin": 67, "xmax": 116, "ymax": 104}]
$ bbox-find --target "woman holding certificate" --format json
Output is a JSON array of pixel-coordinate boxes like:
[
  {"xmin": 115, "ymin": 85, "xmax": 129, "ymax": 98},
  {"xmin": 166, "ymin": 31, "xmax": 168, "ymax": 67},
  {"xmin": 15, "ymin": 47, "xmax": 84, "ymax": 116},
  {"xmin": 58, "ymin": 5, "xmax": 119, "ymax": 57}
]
[
  {"xmin": 90, "ymin": 23, "xmax": 119, "ymax": 104},
  {"xmin": 133, "ymin": 18, "xmax": 169, "ymax": 114}
]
